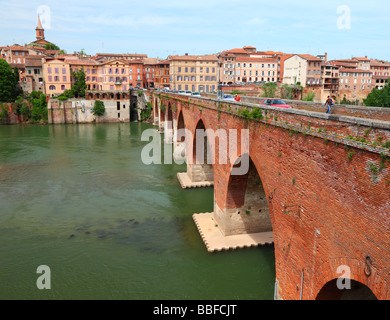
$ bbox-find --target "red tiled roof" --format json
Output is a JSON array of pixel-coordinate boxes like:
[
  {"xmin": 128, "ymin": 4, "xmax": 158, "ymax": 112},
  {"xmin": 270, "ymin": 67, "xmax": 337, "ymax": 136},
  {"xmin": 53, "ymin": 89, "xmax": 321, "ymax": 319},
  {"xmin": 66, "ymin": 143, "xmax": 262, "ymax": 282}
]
[
  {"xmin": 67, "ymin": 59, "xmax": 100, "ymax": 66},
  {"xmin": 297, "ymin": 54, "xmax": 323, "ymax": 61},
  {"xmin": 236, "ymin": 56, "xmax": 277, "ymax": 63},
  {"xmin": 169, "ymin": 54, "xmax": 218, "ymax": 61},
  {"xmin": 225, "ymin": 48, "xmax": 248, "ymax": 54},
  {"xmin": 339, "ymin": 68, "xmax": 372, "ymax": 73}
]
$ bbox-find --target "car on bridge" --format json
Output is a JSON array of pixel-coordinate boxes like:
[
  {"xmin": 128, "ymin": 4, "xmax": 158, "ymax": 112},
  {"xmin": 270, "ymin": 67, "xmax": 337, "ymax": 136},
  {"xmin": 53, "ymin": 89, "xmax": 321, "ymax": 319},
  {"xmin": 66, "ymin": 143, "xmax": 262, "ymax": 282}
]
[
  {"xmin": 220, "ymin": 94, "xmax": 235, "ymax": 101},
  {"xmin": 185, "ymin": 91, "xmax": 192, "ymax": 96},
  {"xmin": 178, "ymin": 90, "xmax": 186, "ymax": 95},
  {"xmin": 260, "ymin": 99, "xmax": 292, "ymax": 109},
  {"xmin": 191, "ymin": 92, "xmax": 201, "ymax": 97}
]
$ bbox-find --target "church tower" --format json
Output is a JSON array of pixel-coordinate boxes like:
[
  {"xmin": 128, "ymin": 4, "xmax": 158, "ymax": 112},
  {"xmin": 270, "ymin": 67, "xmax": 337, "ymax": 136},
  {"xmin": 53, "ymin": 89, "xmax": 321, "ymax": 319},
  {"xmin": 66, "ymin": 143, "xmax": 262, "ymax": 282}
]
[{"xmin": 36, "ymin": 15, "xmax": 45, "ymax": 41}]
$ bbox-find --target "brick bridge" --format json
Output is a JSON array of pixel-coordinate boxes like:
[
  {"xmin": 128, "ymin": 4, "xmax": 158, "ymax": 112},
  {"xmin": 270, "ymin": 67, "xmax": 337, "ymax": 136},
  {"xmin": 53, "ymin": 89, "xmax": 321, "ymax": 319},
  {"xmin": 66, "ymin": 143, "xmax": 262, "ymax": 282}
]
[{"xmin": 146, "ymin": 90, "xmax": 390, "ymax": 300}]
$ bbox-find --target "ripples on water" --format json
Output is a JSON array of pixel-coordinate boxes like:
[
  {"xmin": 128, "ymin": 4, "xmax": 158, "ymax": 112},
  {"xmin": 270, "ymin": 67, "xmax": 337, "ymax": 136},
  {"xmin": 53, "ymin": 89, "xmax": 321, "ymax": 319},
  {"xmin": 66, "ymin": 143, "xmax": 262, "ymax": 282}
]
[{"xmin": 0, "ymin": 123, "xmax": 275, "ymax": 300}]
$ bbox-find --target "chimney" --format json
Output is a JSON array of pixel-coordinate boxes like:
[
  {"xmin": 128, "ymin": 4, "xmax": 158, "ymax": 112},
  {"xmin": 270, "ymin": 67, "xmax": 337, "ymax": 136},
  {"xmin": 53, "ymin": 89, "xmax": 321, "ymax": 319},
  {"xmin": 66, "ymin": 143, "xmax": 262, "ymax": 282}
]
[
  {"xmin": 185, "ymin": 53, "xmax": 188, "ymax": 56},
  {"xmin": 325, "ymin": 52, "xmax": 328, "ymax": 62}
]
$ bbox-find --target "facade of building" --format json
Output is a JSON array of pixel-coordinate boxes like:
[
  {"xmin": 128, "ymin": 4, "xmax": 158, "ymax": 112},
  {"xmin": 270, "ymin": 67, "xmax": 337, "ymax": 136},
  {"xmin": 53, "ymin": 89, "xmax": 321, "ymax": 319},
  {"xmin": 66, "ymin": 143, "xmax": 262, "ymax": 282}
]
[
  {"xmin": 23, "ymin": 55, "xmax": 45, "ymax": 93},
  {"xmin": 283, "ymin": 54, "xmax": 323, "ymax": 87},
  {"xmin": 154, "ymin": 59, "xmax": 170, "ymax": 89},
  {"xmin": 235, "ymin": 56, "xmax": 278, "ymax": 83},
  {"xmin": 43, "ymin": 58, "xmax": 72, "ymax": 96},
  {"xmin": 338, "ymin": 68, "xmax": 373, "ymax": 102},
  {"xmin": 321, "ymin": 63, "xmax": 339, "ymax": 100},
  {"xmin": 370, "ymin": 59, "xmax": 390, "ymax": 89},
  {"xmin": 169, "ymin": 54, "xmax": 218, "ymax": 93}
]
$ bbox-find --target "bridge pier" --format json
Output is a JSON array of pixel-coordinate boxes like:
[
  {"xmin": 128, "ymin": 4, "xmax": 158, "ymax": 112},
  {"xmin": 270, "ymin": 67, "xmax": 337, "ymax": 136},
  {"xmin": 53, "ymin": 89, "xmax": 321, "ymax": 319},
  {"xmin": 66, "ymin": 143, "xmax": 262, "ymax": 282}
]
[{"xmin": 177, "ymin": 163, "xmax": 214, "ymax": 189}]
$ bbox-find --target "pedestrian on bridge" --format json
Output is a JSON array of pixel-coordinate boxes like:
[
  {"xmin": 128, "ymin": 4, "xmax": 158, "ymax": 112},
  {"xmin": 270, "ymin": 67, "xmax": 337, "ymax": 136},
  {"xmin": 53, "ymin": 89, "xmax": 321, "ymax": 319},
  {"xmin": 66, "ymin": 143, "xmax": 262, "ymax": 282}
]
[{"xmin": 325, "ymin": 96, "xmax": 333, "ymax": 114}]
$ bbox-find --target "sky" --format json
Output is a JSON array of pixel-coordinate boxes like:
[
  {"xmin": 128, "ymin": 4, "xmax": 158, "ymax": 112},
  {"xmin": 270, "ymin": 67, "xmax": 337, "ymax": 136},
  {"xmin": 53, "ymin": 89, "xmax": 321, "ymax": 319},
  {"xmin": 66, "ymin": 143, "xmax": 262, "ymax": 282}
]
[{"xmin": 1, "ymin": 0, "xmax": 390, "ymax": 61}]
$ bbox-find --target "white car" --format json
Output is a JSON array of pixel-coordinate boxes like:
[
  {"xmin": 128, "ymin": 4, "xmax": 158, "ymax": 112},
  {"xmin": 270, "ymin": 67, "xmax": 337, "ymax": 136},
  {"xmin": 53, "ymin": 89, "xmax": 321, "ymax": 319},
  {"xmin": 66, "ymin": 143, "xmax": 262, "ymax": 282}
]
[
  {"xmin": 221, "ymin": 94, "xmax": 235, "ymax": 101},
  {"xmin": 191, "ymin": 92, "xmax": 201, "ymax": 97},
  {"xmin": 178, "ymin": 90, "xmax": 186, "ymax": 95},
  {"xmin": 185, "ymin": 91, "xmax": 192, "ymax": 96}
]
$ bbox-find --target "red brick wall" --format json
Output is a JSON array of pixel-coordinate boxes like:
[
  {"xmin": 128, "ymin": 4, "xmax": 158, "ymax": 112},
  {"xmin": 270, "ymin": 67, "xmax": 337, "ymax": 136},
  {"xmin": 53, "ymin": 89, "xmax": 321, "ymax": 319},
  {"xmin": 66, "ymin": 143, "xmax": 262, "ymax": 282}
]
[{"xmin": 152, "ymin": 92, "xmax": 390, "ymax": 300}]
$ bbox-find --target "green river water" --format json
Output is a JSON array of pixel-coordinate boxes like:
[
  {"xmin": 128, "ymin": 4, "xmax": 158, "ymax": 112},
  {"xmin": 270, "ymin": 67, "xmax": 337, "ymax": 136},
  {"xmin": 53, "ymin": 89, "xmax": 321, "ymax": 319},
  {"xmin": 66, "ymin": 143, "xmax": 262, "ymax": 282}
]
[{"xmin": 0, "ymin": 122, "xmax": 275, "ymax": 300}]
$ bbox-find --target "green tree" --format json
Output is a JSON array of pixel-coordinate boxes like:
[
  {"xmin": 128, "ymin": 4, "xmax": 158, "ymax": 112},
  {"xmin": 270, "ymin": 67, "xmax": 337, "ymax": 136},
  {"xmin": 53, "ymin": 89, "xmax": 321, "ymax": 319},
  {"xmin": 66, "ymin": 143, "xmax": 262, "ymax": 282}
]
[
  {"xmin": 364, "ymin": 79, "xmax": 390, "ymax": 108},
  {"xmin": 71, "ymin": 68, "xmax": 87, "ymax": 98},
  {"xmin": 44, "ymin": 43, "xmax": 60, "ymax": 50},
  {"xmin": 30, "ymin": 92, "xmax": 48, "ymax": 122},
  {"xmin": 262, "ymin": 82, "xmax": 278, "ymax": 98},
  {"xmin": 0, "ymin": 59, "xmax": 22, "ymax": 102},
  {"xmin": 93, "ymin": 100, "xmax": 105, "ymax": 116},
  {"xmin": 0, "ymin": 103, "xmax": 10, "ymax": 123}
]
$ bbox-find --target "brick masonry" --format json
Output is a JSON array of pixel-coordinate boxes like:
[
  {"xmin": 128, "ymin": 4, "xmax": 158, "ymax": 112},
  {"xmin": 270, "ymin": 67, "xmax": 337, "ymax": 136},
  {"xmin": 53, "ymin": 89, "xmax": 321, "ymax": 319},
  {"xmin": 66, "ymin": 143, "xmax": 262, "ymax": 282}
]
[{"xmin": 150, "ymin": 91, "xmax": 390, "ymax": 300}]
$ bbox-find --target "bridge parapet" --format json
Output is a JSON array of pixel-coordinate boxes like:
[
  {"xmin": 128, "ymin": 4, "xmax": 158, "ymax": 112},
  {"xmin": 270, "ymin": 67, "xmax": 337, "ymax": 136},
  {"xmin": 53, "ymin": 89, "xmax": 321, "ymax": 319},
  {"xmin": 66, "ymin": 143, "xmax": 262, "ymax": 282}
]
[{"xmin": 153, "ymin": 92, "xmax": 390, "ymax": 158}]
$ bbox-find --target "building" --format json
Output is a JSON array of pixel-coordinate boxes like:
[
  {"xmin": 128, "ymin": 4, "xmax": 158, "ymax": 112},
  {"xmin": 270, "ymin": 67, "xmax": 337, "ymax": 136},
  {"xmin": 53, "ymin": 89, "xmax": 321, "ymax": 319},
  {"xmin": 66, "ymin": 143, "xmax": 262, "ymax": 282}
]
[
  {"xmin": 143, "ymin": 58, "xmax": 159, "ymax": 89},
  {"xmin": 169, "ymin": 54, "xmax": 218, "ymax": 93},
  {"xmin": 283, "ymin": 54, "xmax": 323, "ymax": 87},
  {"xmin": 154, "ymin": 59, "xmax": 170, "ymax": 89},
  {"xmin": 23, "ymin": 55, "xmax": 45, "ymax": 93},
  {"xmin": 235, "ymin": 56, "xmax": 278, "ymax": 83},
  {"xmin": 338, "ymin": 68, "xmax": 373, "ymax": 103},
  {"xmin": 42, "ymin": 57, "xmax": 72, "ymax": 96},
  {"xmin": 30, "ymin": 16, "xmax": 53, "ymax": 48},
  {"xmin": 94, "ymin": 53, "xmax": 148, "ymax": 63},
  {"xmin": 370, "ymin": 59, "xmax": 390, "ymax": 89},
  {"xmin": 321, "ymin": 62, "xmax": 339, "ymax": 101}
]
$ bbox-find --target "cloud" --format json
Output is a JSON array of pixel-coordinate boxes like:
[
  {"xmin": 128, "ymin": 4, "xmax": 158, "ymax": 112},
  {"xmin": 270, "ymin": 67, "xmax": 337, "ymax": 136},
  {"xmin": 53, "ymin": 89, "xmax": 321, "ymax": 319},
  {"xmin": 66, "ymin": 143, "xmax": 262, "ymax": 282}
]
[{"xmin": 246, "ymin": 18, "xmax": 267, "ymax": 26}]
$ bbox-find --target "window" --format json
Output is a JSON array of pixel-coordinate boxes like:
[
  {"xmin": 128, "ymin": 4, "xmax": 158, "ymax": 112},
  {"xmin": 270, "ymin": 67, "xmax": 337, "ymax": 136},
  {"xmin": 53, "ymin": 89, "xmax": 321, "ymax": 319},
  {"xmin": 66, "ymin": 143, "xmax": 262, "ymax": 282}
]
[
  {"xmin": 61, "ymin": 85, "xmax": 65, "ymax": 90},
  {"xmin": 49, "ymin": 85, "xmax": 56, "ymax": 90}
]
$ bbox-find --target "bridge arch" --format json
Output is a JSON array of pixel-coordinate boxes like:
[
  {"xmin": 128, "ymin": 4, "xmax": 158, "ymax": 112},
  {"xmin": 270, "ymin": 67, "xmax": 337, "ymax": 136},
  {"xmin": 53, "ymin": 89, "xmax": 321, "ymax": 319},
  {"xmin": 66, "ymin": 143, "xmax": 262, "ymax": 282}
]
[
  {"xmin": 177, "ymin": 110, "xmax": 185, "ymax": 143},
  {"xmin": 316, "ymin": 279, "xmax": 377, "ymax": 300},
  {"xmin": 216, "ymin": 154, "xmax": 273, "ymax": 236},
  {"xmin": 188, "ymin": 118, "xmax": 214, "ymax": 183},
  {"xmin": 311, "ymin": 257, "xmax": 388, "ymax": 300}
]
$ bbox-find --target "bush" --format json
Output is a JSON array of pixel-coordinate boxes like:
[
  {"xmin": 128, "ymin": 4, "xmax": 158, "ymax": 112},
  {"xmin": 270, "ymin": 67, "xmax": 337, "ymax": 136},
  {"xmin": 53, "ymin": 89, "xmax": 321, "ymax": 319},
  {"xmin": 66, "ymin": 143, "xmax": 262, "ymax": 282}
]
[
  {"xmin": 20, "ymin": 102, "xmax": 31, "ymax": 119},
  {"xmin": 302, "ymin": 91, "xmax": 315, "ymax": 101},
  {"xmin": 0, "ymin": 103, "xmax": 10, "ymax": 123},
  {"xmin": 93, "ymin": 100, "xmax": 105, "ymax": 116}
]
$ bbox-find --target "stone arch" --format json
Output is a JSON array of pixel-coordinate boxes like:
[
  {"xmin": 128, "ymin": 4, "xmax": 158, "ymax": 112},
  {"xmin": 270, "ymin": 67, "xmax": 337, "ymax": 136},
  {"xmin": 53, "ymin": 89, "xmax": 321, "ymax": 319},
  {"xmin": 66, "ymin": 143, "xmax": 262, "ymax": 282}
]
[
  {"xmin": 167, "ymin": 102, "xmax": 173, "ymax": 129},
  {"xmin": 311, "ymin": 257, "xmax": 388, "ymax": 300},
  {"xmin": 154, "ymin": 98, "xmax": 159, "ymax": 118},
  {"xmin": 177, "ymin": 110, "xmax": 185, "ymax": 142},
  {"xmin": 217, "ymin": 154, "xmax": 273, "ymax": 236},
  {"xmin": 316, "ymin": 279, "xmax": 377, "ymax": 300},
  {"xmin": 187, "ymin": 118, "xmax": 214, "ymax": 183}
]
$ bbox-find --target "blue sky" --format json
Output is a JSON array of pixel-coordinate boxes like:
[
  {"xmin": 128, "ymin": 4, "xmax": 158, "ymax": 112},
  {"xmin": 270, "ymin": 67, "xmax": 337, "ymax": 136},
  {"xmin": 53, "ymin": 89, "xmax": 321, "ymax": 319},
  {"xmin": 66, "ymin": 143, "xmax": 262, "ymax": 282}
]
[{"xmin": 1, "ymin": 0, "xmax": 389, "ymax": 61}]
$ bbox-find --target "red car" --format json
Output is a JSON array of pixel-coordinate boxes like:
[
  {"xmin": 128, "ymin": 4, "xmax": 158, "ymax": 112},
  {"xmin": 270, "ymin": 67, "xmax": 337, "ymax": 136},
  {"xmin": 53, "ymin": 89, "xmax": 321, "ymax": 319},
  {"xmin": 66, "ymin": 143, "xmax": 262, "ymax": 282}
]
[{"xmin": 260, "ymin": 99, "xmax": 292, "ymax": 109}]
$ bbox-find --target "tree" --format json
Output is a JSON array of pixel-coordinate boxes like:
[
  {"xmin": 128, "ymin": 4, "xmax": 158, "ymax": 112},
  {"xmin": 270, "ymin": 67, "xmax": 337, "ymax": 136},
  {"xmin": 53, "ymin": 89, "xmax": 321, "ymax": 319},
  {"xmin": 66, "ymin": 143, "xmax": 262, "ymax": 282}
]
[
  {"xmin": 71, "ymin": 68, "xmax": 87, "ymax": 98},
  {"xmin": 30, "ymin": 92, "xmax": 48, "ymax": 122},
  {"xmin": 44, "ymin": 43, "xmax": 60, "ymax": 50},
  {"xmin": 262, "ymin": 82, "xmax": 278, "ymax": 98},
  {"xmin": 93, "ymin": 100, "xmax": 105, "ymax": 116},
  {"xmin": 363, "ymin": 79, "xmax": 390, "ymax": 108},
  {"xmin": 0, "ymin": 59, "xmax": 22, "ymax": 102}
]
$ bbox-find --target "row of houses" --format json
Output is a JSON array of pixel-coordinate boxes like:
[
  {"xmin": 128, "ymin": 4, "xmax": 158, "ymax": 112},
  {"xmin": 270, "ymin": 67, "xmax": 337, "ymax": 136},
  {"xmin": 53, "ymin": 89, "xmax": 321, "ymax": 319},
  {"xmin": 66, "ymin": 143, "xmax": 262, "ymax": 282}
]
[{"xmin": 1, "ymin": 16, "xmax": 390, "ymax": 103}]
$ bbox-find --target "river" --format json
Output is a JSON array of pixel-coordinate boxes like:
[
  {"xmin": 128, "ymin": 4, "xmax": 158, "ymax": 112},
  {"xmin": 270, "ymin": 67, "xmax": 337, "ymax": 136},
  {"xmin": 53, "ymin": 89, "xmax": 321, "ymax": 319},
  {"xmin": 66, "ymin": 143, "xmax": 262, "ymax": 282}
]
[{"xmin": 0, "ymin": 122, "xmax": 275, "ymax": 300}]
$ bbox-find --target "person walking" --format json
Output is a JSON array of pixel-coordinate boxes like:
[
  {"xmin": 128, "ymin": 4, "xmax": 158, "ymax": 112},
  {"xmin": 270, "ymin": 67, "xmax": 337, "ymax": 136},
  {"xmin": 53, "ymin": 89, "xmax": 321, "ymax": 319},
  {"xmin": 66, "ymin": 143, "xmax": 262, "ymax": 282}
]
[{"xmin": 325, "ymin": 96, "xmax": 333, "ymax": 114}]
